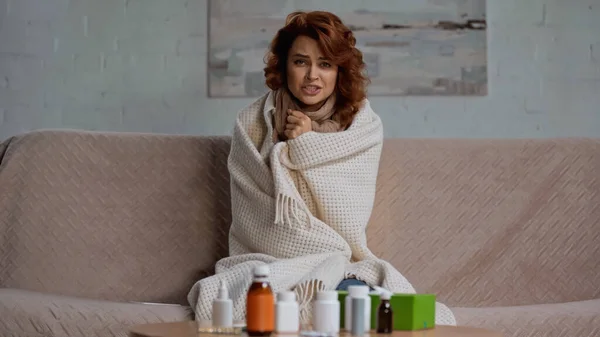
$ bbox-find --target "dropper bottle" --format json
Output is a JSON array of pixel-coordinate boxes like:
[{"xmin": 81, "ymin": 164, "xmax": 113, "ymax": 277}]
[{"xmin": 212, "ymin": 280, "xmax": 233, "ymax": 328}]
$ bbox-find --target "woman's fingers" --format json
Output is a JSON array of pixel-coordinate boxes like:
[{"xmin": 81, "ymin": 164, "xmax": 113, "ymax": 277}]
[
  {"xmin": 286, "ymin": 114, "xmax": 303, "ymax": 125},
  {"xmin": 288, "ymin": 109, "xmax": 306, "ymax": 118},
  {"xmin": 284, "ymin": 129, "xmax": 297, "ymax": 140},
  {"xmin": 284, "ymin": 109, "xmax": 313, "ymax": 140}
]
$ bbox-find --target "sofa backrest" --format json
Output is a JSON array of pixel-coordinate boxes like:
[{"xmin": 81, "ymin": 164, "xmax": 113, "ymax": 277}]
[
  {"xmin": 1, "ymin": 130, "xmax": 599, "ymax": 308},
  {"xmin": 0, "ymin": 130, "xmax": 232, "ymax": 305},
  {"xmin": 368, "ymin": 138, "xmax": 600, "ymax": 307}
]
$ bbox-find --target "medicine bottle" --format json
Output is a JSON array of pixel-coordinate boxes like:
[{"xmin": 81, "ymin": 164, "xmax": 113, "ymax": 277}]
[
  {"xmin": 344, "ymin": 285, "xmax": 371, "ymax": 332},
  {"xmin": 312, "ymin": 290, "xmax": 340, "ymax": 334},
  {"xmin": 275, "ymin": 291, "xmax": 299, "ymax": 333},
  {"xmin": 246, "ymin": 265, "xmax": 275, "ymax": 336},
  {"xmin": 351, "ymin": 296, "xmax": 366, "ymax": 336},
  {"xmin": 212, "ymin": 280, "xmax": 233, "ymax": 328},
  {"xmin": 376, "ymin": 291, "xmax": 393, "ymax": 333}
]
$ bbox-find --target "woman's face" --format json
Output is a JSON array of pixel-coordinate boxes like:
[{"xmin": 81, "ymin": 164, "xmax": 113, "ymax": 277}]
[{"xmin": 286, "ymin": 35, "xmax": 338, "ymax": 112}]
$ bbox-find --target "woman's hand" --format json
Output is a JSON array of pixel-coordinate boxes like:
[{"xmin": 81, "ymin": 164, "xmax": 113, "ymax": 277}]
[{"xmin": 284, "ymin": 109, "xmax": 312, "ymax": 140}]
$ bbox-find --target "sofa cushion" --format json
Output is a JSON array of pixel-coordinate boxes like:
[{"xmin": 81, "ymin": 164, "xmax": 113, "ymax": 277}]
[
  {"xmin": 0, "ymin": 288, "xmax": 192, "ymax": 337},
  {"xmin": 452, "ymin": 299, "xmax": 600, "ymax": 337}
]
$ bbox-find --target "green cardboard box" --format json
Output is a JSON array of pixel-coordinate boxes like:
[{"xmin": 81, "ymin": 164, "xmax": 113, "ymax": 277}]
[
  {"xmin": 337, "ymin": 291, "xmax": 349, "ymax": 329},
  {"xmin": 337, "ymin": 291, "xmax": 436, "ymax": 331}
]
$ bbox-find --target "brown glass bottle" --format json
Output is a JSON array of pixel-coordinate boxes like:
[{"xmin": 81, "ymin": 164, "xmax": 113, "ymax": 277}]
[
  {"xmin": 246, "ymin": 265, "xmax": 275, "ymax": 336},
  {"xmin": 376, "ymin": 293, "xmax": 393, "ymax": 333}
]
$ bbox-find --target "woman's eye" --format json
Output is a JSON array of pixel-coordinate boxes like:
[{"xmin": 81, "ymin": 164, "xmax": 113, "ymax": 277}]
[
  {"xmin": 294, "ymin": 59, "xmax": 306, "ymax": 65},
  {"xmin": 321, "ymin": 62, "xmax": 331, "ymax": 68}
]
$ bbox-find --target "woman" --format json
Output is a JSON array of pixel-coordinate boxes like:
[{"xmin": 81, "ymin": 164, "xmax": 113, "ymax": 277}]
[
  {"xmin": 264, "ymin": 11, "xmax": 367, "ymax": 143},
  {"xmin": 188, "ymin": 10, "xmax": 456, "ymax": 326}
]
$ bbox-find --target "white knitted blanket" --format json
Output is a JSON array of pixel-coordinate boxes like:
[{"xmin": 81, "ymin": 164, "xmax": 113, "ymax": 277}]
[{"xmin": 187, "ymin": 91, "xmax": 456, "ymax": 326}]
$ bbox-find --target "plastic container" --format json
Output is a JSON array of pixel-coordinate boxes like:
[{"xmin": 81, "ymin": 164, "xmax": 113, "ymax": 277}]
[
  {"xmin": 275, "ymin": 291, "xmax": 299, "ymax": 333},
  {"xmin": 212, "ymin": 280, "xmax": 233, "ymax": 328},
  {"xmin": 344, "ymin": 285, "xmax": 370, "ymax": 332},
  {"xmin": 246, "ymin": 265, "xmax": 275, "ymax": 336},
  {"xmin": 312, "ymin": 290, "xmax": 340, "ymax": 334},
  {"xmin": 350, "ymin": 297, "xmax": 365, "ymax": 336}
]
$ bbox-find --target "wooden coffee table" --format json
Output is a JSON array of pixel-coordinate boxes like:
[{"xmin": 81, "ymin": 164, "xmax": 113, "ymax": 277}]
[{"xmin": 129, "ymin": 321, "xmax": 503, "ymax": 337}]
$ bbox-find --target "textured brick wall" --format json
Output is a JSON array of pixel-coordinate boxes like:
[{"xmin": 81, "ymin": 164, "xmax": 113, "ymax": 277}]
[{"xmin": 0, "ymin": 0, "xmax": 599, "ymax": 141}]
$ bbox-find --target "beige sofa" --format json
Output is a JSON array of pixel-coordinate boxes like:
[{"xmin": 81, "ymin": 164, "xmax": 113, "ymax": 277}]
[{"xmin": 0, "ymin": 129, "xmax": 598, "ymax": 337}]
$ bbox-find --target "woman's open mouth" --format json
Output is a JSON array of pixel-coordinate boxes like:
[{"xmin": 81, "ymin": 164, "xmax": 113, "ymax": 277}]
[{"xmin": 302, "ymin": 85, "xmax": 321, "ymax": 95}]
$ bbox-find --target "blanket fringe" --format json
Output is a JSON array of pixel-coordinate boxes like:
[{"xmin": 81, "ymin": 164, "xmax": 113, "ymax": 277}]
[
  {"xmin": 274, "ymin": 192, "xmax": 313, "ymax": 229},
  {"xmin": 294, "ymin": 279, "xmax": 326, "ymax": 327}
]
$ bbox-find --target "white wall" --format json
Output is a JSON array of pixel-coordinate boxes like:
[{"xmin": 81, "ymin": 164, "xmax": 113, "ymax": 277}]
[{"xmin": 0, "ymin": 0, "xmax": 599, "ymax": 142}]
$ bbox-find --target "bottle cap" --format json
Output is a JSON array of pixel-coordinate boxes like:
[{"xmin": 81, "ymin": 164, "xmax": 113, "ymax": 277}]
[
  {"xmin": 253, "ymin": 265, "xmax": 269, "ymax": 277},
  {"xmin": 380, "ymin": 291, "xmax": 391, "ymax": 300},
  {"xmin": 217, "ymin": 280, "xmax": 229, "ymax": 300},
  {"xmin": 277, "ymin": 291, "xmax": 296, "ymax": 302},
  {"xmin": 347, "ymin": 285, "xmax": 369, "ymax": 297},
  {"xmin": 316, "ymin": 290, "xmax": 338, "ymax": 301}
]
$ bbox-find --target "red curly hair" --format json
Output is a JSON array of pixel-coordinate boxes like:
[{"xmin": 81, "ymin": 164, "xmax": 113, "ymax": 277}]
[{"xmin": 264, "ymin": 11, "xmax": 369, "ymax": 129}]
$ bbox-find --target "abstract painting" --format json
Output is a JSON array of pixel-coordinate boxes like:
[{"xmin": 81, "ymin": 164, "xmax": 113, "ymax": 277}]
[{"xmin": 208, "ymin": 0, "xmax": 487, "ymax": 97}]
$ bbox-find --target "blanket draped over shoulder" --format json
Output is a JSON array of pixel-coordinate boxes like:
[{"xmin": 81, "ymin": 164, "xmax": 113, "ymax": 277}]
[{"xmin": 187, "ymin": 91, "xmax": 456, "ymax": 326}]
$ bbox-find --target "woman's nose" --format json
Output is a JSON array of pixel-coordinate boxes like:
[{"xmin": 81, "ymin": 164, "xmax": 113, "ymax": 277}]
[{"xmin": 305, "ymin": 66, "xmax": 318, "ymax": 80}]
